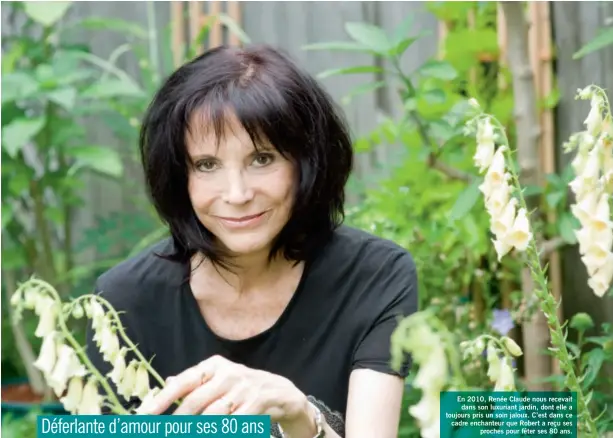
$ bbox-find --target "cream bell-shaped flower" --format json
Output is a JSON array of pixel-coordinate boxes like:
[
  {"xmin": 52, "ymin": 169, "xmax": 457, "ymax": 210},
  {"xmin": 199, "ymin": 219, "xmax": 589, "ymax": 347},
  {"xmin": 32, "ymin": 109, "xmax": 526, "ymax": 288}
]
[
  {"xmin": 474, "ymin": 119, "xmax": 496, "ymax": 173},
  {"xmin": 486, "ymin": 341, "xmax": 501, "ymax": 383},
  {"xmin": 23, "ymin": 286, "xmax": 41, "ymax": 310},
  {"xmin": 78, "ymin": 379, "xmax": 103, "ymax": 415},
  {"xmin": 502, "ymin": 337, "xmax": 523, "ymax": 357},
  {"xmin": 48, "ymin": 344, "xmax": 87, "ymax": 397},
  {"xmin": 494, "ymin": 357, "xmax": 516, "ymax": 391},
  {"xmin": 96, "ymin": 322, "xmax": 121, "ymax": 363},
  {"xmin": 503, "ymin": 208, "xmax": 533, "ymax": 251},
  {"xmin": 485, "ymin": 181, "xmax": 512, "ymax": 217},
  {"xmin": 408, "ymin": 390, "xmax": 440, "ymax": 438},
  {"xmin": 89, "ymin": 299, "xmax": 106, "ymax": 332},
  {"xmin": 133, "ymin": 363, "xmax": 152, "ymax": 400},
  {"xmin": 582, "ymin": 147, "xmax": 602, "ymax": 188},
  {"xmin": 491, "ymin": 198, "xmax": 517, "ymax": 238},
  {"xmin": 413, "ymin": 345, "xmax": 448, "ymax": 391},
  {"xmin": 483, "ymin": 147, "xmax": 507, "ymax": 187},
  {"xmin": 118, "ymin": 360, "xmax": 138, "ymax": 400},
  {"xmin": 60, "ymin": 376, "xmax": 84, "ymax": 414},
  {"xmin": 108, "ymin": 347, "xmax": 127, "ymax": 386},
  {"xmin": 571, "ymin": 147, "xmax": 589, "ymax": 176},
  {"xmin": 571, "ymin": 190, "xmax": 600, "ymax": 227},
  {"xmin": 33, "ymin": 331, "xmax": 58, "ymax": 377},
  {"xmin": 477, "ymin": 117, "xmax": 495, "ymax": 143},
  {"xmin": 587, "ymin": 253, "xmax": 613, "ymax": 297},
  {"xmin": 474, "ymin": 139, "xmax": 495, "ymax": 174},
  {"xmin": 585, "ymin": 96, "xmax": 603, "ymax": 136},
  {"xmin": 590, "ymin": 193, "xmax": 613, "ymax": 232},
  {"xmin": 34, "ymin": 296, "xmax": 58, "ymax": 338},
  {"xmin": 581, "ymin": 243, "xmax": 612, "ymax": 276}
]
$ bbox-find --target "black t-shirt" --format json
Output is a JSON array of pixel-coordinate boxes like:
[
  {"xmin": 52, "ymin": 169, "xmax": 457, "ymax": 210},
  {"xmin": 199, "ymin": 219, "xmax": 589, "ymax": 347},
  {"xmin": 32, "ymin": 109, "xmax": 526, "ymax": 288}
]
[{"xmin": 86, "ymin": 225, "xmax": 418, "ymax": 417}]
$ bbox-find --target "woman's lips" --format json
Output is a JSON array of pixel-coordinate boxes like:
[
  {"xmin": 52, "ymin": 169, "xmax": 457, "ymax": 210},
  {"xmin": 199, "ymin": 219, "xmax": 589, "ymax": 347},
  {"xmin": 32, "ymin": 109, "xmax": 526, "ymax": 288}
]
[{"xmin": 216, "ymin": 211, "xmax": 267, "ymax": 229}]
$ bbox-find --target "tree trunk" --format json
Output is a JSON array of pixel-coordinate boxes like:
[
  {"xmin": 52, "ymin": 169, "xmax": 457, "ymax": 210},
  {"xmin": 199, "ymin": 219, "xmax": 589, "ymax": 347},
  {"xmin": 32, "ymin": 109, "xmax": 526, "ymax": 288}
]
[{"xmin": 500, "ymin": 1, "xmax": 552, "ymax": 390}]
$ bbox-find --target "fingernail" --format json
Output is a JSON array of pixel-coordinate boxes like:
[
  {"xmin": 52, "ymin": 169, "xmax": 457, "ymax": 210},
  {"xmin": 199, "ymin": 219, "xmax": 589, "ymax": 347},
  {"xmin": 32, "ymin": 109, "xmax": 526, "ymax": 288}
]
[{"xmin": 165, "ymin": 376, "xmax": 175, "ymax": 385}]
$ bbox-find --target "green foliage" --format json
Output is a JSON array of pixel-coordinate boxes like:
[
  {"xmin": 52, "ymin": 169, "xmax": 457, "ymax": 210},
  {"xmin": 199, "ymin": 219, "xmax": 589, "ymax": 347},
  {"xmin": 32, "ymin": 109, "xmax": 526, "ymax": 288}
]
[
  {"xmin": 574, "ymin": 25, "xmax": 613, "ymax": 59},
  {"xmin": 1, "ymin": 411, "xmax": 39, "ymax": 438},
  {"xmin": 303, "ymin": 1, "xmax": 604, "ymax": 435},
  {"xmin": 1, "ymin": 1, "xmax": 140, "ymax": 287},
  {"xmin": 543, "ymin": 319, "xmax": 613, "ymax": 434}
]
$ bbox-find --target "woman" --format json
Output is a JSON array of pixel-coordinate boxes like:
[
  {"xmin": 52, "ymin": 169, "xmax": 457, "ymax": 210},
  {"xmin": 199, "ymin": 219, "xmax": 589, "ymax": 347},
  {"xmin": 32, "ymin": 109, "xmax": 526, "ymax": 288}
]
[{"xmin": 86, "ymin": 44, "xmax": 418, "ymax": 438}]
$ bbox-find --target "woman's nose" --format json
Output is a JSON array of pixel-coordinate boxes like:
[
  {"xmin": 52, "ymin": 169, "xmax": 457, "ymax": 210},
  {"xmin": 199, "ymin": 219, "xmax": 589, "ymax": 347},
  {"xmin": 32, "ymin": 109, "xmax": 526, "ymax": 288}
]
[{"xmin": 221, "ymin": 170, "xmax": 254, "ymax": 204}]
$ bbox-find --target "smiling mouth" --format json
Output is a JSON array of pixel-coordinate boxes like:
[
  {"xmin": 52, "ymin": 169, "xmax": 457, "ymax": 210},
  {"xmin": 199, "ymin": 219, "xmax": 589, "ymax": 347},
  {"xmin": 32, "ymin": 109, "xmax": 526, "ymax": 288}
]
[{"xmin": 217, "ymin": 212, "xmax": 266, "ymax": 222}]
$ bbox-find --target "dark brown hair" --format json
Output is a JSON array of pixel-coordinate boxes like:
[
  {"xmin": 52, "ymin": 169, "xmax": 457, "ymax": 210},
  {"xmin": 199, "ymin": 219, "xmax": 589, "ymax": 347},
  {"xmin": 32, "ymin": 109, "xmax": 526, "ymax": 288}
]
[{"xmin": 139, "ymin": 44, "xmax": 354, "ymax": 268}]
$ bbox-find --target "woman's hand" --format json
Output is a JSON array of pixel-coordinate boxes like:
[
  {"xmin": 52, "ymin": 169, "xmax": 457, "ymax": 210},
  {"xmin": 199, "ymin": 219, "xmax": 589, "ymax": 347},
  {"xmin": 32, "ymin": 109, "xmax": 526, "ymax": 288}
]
[{"xmin": 137, "ymin": 355, "xmax": 318, "ymax": 438}]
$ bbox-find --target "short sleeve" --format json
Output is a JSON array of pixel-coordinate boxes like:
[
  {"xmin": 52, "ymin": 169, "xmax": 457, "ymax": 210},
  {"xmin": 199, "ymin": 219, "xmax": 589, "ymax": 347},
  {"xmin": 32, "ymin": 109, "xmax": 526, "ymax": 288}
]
[{"xmin": 351, "ymin": 251, "xmax": 418, "ymax": 378}]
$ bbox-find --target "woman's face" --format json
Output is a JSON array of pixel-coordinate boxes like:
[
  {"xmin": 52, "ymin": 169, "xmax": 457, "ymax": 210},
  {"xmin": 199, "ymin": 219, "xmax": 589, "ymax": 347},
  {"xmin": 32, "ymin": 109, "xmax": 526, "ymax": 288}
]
[{"xmin": 186, "ymin": 113, "xmax": 295, "ymax": 258}]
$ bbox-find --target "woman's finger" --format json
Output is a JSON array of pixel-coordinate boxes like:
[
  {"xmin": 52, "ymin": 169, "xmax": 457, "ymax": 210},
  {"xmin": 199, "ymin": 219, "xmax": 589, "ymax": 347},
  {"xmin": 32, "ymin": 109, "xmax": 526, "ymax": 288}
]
[
  {"xmin": 200, "ymin": 379, "xmax": 249, "ymax": 415},
  {"xmin": 172, "ymin": 375, "xmax": 229, "ymax": 415},
  {"xmin": 139, "ymin": 364, "xmax": 213, "ymax": 414}
]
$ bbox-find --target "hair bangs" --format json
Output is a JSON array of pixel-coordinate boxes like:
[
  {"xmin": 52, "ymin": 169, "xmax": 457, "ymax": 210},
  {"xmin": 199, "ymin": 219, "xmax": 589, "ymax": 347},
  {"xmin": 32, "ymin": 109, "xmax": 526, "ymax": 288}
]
[{"xmin": 184, "ymin": 76, "xmax": 303, "ymax": 163}]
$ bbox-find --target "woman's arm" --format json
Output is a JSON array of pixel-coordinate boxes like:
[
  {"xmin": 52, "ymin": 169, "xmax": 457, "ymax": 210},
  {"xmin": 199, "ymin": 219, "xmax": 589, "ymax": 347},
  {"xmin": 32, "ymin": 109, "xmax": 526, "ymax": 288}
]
[{"xmin": 345, "ymin": 369, "xmax": 405, "ymax": 438}]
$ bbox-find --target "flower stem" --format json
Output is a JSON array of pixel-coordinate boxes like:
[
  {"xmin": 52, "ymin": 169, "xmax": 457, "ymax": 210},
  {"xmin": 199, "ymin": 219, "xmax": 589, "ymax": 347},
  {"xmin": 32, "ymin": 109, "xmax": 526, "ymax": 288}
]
[
  {"xmin": 78, "ymin": 294, "xmax": 167, "ymax": 389},
  {"xmin": 23, "ymin": 280, "xmax": 129, "ymax": 414},
  {"xmin": 487, "ymin": 117, "xmax": 598, "ymax": 437}
]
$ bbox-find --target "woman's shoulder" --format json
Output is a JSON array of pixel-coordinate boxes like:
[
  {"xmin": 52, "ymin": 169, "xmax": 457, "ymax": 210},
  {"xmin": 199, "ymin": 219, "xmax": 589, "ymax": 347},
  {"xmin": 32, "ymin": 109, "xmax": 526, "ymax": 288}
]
[
  {"xmin": 326, "ymin": 225, "xmax": 416, "ymax": 274},
  {"xmin": 94, "ymin": 236, "xmax": 184, "ymax": 310},
  {"xmin": 313, "ymin": 225, "xmax": 418, "ymax": 304}
]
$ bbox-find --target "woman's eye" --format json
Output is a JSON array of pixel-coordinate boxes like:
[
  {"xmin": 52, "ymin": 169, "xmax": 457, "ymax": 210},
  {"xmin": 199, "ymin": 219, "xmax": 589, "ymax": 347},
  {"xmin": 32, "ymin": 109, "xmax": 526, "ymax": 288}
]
[
  {"xmin": 253, "ymin": 153, "xmax": 274, "ymax": 167},
  {"xmin": 195, "ymin": 160, "xmax": 218, "ymax": 172}
]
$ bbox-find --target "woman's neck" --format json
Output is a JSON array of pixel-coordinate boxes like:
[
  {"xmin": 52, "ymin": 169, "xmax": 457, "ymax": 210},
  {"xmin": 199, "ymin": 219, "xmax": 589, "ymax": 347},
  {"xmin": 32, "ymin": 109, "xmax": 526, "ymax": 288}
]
[{"xmin": 192, "ymin": 250, "xmax": 298, "ymax": 296}]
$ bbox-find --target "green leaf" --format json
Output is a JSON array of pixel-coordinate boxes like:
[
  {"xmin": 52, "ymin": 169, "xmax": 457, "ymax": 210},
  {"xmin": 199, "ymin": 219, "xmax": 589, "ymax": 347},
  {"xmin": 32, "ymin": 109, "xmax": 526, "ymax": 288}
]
[
  {"xmin": 317, "ymin": 65, "xmax": 384, "ymax": 79},
  {"xmin": 392, "ymin": 16, "xmax": 414, "ymax": 45},
  {"xmin": 215, "ymin": 13, "xmax": 251, "ymax": 44},
  {"xmin": 23, "ymin": 1, "xmax": 72, "ymax": 27},
  {"xmin": 8, "ymin": 170, "xmax": 30, "ymax": 196},
  {"xmin": 449, "ymin": 178, "xmax": 481, "ymax": 222},
  {"xmin": 428, "ymin": 119, "xmax": 455, "ymax": 144},
  {"xmin": 66, "ymin": 17, "xmax": 148, "ymax": 39},
  {"xmin": 421, "ymin": 89, "xmax": 446, "ymax": 105},
  {"xmin": 558, "ymin": 212, "xmax": 579, "ymax": 244},
  {"xmin": 302, "ymin": 41, "xmax": 377, "ymax": 54},
  {"xmin": 127, "ymin": 226, "xmax": 170, "ymax": 258},
  {"xmin": 2, "ymin": 203, "xmax": 14, "ymax": 230},
  {"xmin": 340, "ymin": 81, "xmax": 386, "ymax": 106},
  {"xmin": 2, "ymin": 117, "xmax": 46, "ymax": 157},
  {"xmin": 57, "ymin": 50, "xmax": 141, "ymax": 92},
  {"xmin": 344, "ymin": 22, "xmax": 392, "ymax": 54},
  {"xmin": 418, "ymin": 60, "xmax": 458, "ymax": 80},
  {"xmin": 354, "ymin": 137, "xmax": 372, "ymax": 153},
  {"xmin": 546, "ymin": 191, "xmax": 565, "ymax": 208},
  {"xmin": 65, "ymin": 146, "xmax": 123, "ymax": 177},
  {"xmin": 565, "ymin": 341, "xmax": 581, "ymax": 359},
  {"xmin": 1, "ymin": 246, "xmax": 27, "ymax": 270},
  {"xmin": 573, "ymin": 26, "xmax": 613, "ymax": 59},
  {"xmin": 392, "ymin": 37, "xmax": 419, "ymax": 57},
  {"xmin": 1, "ymin": 72, "xmax": 39, "ymax": 103},
  {"xmin": 47, "ymin": 87, "xmax": 77, "ymax": 110},
  {"xmin": 82, "ymin": 78, "xmax": 145, "ymax": 99},
  {"xmin": 522, "ymin": 184, "xmax": 543, "ymax": 197},
  {"xmin": 585, "ymin": 336, "xmax": 613, "ymax": 347},
  {"xmin": 581, "ymin": 348, "xmax": 605, "ymax": 390}
]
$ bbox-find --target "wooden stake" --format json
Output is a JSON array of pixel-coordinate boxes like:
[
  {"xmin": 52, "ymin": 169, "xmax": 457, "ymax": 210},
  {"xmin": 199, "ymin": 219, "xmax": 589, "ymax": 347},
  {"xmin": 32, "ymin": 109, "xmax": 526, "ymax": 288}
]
[
  {"xmin": 171, "ymin": 2, "xmax": 185, "ymax": 69},
  {"xmin": 188, "ymin": 1, "xmax": 202, "ymax": 49},
  {"xmin": 227, "ymin": 1, "xmax": 242, "ymax": 46},
  {"xmin": 497, "ymin": 3, "xmax": 508, "ymax": 91},
  {"xmin": 208, "ymin": 1, "xmax": 223, "ymax": 48}
]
